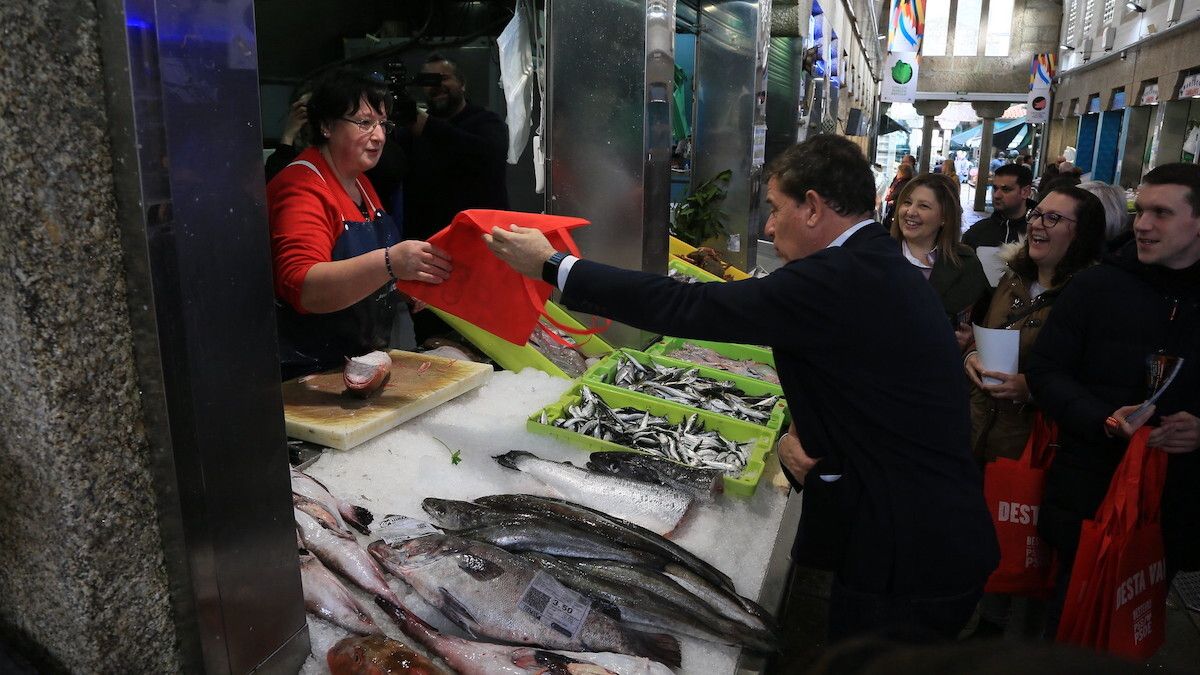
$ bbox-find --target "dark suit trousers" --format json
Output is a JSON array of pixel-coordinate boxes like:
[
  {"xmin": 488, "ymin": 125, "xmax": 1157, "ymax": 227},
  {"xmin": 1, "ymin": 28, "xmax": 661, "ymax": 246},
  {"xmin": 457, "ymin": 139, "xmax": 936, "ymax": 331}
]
[{"xmin": 828, "ymin": 577, "xmax": 984, "ymax": 643}]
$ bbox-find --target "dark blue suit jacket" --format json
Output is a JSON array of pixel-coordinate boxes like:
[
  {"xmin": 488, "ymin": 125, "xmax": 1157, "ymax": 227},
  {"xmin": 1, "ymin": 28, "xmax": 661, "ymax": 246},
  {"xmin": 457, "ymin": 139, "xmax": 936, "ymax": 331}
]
[{"xmin": 562, "ymin": 223, "xmax": 999, "ymax": 595}]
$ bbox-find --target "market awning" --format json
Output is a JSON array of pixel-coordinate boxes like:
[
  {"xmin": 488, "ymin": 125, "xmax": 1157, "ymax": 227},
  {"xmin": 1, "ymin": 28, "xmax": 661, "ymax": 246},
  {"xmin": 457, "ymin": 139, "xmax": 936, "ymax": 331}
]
[
  {"xmin": 879, "ymin": 114, "xmax": 910, "ymax": 135},
  {"xmin": 950, "ymin": 117, "xmax": 1027, "ymax": 148}
]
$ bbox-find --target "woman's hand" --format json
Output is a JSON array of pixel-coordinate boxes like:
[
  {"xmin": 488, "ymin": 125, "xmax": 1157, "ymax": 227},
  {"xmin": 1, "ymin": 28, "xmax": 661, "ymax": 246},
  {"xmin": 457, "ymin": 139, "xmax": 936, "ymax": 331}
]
[
  {"xmin": 281, "ymin": 93, "xmax": 310, "ymax": 146},
  {"xmin": 484, "ymin": 225, "xmax": 557, "ymax": 279},
  {"xmin": 777, "ymin": 426, "xmax": 818, "ymax": 487},
  {"xmin": 964, "ymin": 351, "xmax": 987, "ymax": 389},
  {"xmin": 389, "ymin": 241, "xmax": 452, "ymax": 284},
  {"xmin": 1105, "ymin": 403, "xmax": 1156, "ymax": 440},
  {"xmin": 980, "ymin": 371, "xmax": 1030, "ymax": 402},
  {"xmin": 1148, "ymin": 411, "xmax": 1200, "ymax": 454},
  {"xmin": 954, "ymin": 322, "xmax": 974, "ymax": 351}
]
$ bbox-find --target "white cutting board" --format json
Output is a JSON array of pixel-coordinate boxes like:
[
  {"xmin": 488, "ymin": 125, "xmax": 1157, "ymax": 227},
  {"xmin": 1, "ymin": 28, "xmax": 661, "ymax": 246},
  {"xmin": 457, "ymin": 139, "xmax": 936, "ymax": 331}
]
[{"xmin": 282, "ymin": 350, "xmax": 492, "ymax": 450}]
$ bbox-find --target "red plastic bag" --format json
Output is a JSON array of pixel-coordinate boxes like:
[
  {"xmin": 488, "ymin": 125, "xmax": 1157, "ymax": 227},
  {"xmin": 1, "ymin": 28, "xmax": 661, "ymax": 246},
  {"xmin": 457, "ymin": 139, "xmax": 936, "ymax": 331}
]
[
  {"xmin": 396, "ymin": 210, "xmax": 604, "ymax": 345},
  {"xmin": 983, "ymin": 413, "xmax": 1058, "ymax": 596},
  {"xmin": 1056, "ymin": 427, "xmax": 1169, "ymax": 659}
]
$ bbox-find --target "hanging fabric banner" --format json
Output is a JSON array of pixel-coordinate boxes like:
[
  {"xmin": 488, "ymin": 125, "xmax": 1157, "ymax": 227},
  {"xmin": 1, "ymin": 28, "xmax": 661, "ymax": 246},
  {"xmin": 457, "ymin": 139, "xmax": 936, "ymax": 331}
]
[
  {"xmin": 1027, "ymin": 54, "xmax": 1056, "ymax": 123},
  {"xmin": 887, "ymin": 0, "xmax": 925, "ymax": 53},
  {"xmin": 881, "ymin": 52, "xmax": 919, "ymax": 103}
]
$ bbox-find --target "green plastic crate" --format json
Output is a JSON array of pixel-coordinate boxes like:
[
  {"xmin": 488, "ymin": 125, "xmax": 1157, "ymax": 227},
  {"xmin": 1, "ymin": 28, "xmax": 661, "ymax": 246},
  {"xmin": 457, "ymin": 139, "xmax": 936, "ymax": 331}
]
[
  {"xmin": 583, "ymin": 349, "xmax": 788, "ymax": 434},
  {"xmin": 527, "ymin": 383, "xmax": 775, "ymax": 497},
  {"xmin": 645, "ymin": 337, "xmax": 777, "ymax": 385},
  {"xmin": 432, "ymin": 302, "xmax": 613, "ymax": 379},
  {"xmin": 667, "ymin": 257, "xmax": 725, "ymax": 283}
]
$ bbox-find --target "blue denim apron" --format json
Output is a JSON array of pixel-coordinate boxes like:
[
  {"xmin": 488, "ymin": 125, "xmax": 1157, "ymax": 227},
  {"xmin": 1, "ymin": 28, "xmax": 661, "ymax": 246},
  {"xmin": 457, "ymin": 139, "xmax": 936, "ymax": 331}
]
[{"xmin": 276, "ymin": 160, "xmax": 401, "ymax": 380}]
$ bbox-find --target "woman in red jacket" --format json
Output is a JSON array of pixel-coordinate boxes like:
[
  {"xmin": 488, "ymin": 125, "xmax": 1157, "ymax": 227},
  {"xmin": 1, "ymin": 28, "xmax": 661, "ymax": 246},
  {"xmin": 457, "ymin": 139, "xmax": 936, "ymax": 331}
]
[{"xmin": 267, "ymin": 69, "xmax": 451, "ymax": 379}]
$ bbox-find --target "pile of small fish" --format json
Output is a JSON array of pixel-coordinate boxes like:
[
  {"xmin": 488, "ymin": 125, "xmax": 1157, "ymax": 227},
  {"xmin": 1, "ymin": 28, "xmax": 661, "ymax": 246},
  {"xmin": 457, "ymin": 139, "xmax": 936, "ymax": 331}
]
[
  {"xmin": 667, "ymin": 342, "xmax": 780, "ymax": 384},
  {"xmin": 666, "ymin": 266, "xmax": 701, "ymax": 284},
  {"xmin": 528, "ymin": 322, "xmax": 595, "ymax": 378},
  {"xmin": 541, "ymin": 386, "xmax": 752, "ymax": 474},
  {"xmin": 604, "ymin": 353, "xmax": 779, "ymax": 424}
]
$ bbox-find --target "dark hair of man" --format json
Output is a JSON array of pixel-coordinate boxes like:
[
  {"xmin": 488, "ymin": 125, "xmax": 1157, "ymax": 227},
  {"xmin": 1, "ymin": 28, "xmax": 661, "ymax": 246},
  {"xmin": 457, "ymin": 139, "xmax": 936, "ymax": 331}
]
[
  {"xmin": 1142, "ymin": 162, "xmax": 1200, "ymax": 216},
  {"xmin": 1040, "ymin": 174, "xmax": 1081, "ymax": 194},
  {"xmin": 1008, "ymin": 186, "xmax": 1105, "ymax": 287},
  {"xmin": 306, "ymin": 69, "xmax": 391, "ymax": 148},
  {"xmin": 764, "ymin": 134, "xmax": 876, "ymax": 217},
  {"xmin": 994, "ymin": 162, "xmax": 1033, "ymax": 187},
  {"xmin": 891, "ymin": 173, "xmax": 966, "ymax": 267},
  {"xmin": 425, "ymin": 52, "xmax": 462, "ymax": 81}
]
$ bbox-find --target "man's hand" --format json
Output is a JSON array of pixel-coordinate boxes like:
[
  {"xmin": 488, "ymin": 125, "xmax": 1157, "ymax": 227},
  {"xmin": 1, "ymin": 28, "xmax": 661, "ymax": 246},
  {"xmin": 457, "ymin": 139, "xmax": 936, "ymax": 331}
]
[
  {"xmin": 1106, "ymin": 403, "xmax": 1155, "ymax": 440},
  {"xmin": 777, "ymin": 427, "xmax": 818, "ymax": 487},
  {"xmin": 1148, "ymin": 411, "xmax": 1200, "ymax": 454},
  {"xmin": 484, "ymin": 225, "xmax": 557, "ymax": 279},
  {"xmin": 389, "ymin": 241, "xmax": 452, "ymax": 284}
]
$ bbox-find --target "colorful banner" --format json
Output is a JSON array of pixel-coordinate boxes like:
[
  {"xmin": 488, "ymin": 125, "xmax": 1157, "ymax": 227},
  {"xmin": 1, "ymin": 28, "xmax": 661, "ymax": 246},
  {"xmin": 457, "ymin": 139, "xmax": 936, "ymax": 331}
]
[
  {"xmin": 881, "ymin": 52, "xmax": 919, "ymax": 103},
  {"xmin": 1027, "ymin": 90, "xmax": 1051, "ymax": 123},
  {"xmin": 1029, "ymin": 53, "xmax": 1057, "ymax": 91},
  {"xmin": 887, "ymin": 0, "xmax": 925, "ymax": 53},
  {"xmin": 1180, "ymin": 73, "xmax": 1200, "ymax": 99}
]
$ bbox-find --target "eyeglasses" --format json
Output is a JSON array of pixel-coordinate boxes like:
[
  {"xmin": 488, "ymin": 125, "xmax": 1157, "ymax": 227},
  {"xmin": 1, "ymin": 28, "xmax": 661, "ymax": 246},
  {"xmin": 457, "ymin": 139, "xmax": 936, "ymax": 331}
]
[
  {"xmin": 1027, "ymin": 207, "xmax": 1076, "ymax": 228},
  {"xmin": 340, "ymin": 117, "xmax": 395, "ymax": 135}
]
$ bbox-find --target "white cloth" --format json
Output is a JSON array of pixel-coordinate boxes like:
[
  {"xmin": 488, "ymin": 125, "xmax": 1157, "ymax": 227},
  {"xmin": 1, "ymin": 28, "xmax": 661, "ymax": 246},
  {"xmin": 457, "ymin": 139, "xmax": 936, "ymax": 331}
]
[
  {"xmin": 828, "ymin": 219, "xmax": 876, "ymax": 248},
  {"xmin": 497, "ymin": 9, "xmax": 533, "ymax": 164}
]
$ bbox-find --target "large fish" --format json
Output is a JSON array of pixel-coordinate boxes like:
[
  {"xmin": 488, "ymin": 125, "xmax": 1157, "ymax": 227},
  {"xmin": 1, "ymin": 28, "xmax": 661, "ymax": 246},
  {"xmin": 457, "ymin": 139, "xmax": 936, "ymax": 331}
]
[
  {"xmin": 492, "ymin": 451, "xmax": 693, "ymax": 536},
  {"xmin": 326, "ymin": 634, "xmax": 448, "ymax": 675},
  {"xmin": 374, "ymin": 596, "xmax": 617, "ymax": 675},
  {"xmin": 367, "ymin": 534, "xmax": 681, "ymax": 668},
  {"xmin": 586, "ymin": 451, "xmax": 724, "ymax": 503},
  {"xmin": 295, "ymin": 497, "xmax": 400, "ymax": 605},
  {"xmin": 476, "ymin": 494, "xmax": 735, "ymax": 593},
  {"xmin": 448, "ymin": 516, "xmax": 668, "ymax": 568},
  {"xmin": 661, "ymin": 562, "xmax": 777, "ymax": 635},
  {"xmin": 422, "ymin": 497, "xmax": 531, "ymax": 531},
  {"xmin": 299, "ymin": 551, "xmax": 383, "ymax": 636},
  {"xmin": 291, "ymin": 465, "xmax": 375, "ymax": 535}
]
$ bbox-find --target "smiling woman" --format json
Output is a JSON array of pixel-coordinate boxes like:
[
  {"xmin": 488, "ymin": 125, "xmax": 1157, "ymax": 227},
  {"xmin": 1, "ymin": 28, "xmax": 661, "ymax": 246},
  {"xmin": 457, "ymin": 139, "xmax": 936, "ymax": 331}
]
[{"xmin": 266, "ymin": 69, "xmax": 453, "ymax": 380}]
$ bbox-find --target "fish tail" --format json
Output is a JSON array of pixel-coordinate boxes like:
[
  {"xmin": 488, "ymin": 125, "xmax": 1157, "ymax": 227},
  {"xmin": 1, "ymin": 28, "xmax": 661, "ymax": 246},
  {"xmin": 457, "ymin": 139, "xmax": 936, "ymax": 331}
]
[
  {"xmin": 342, "ymin": 504, "xmax": 375, "ymax": 534},
  {"xmin": 492, "ymin": 450, "xmax": 536, "ymax": 470},
  {"xmin": 624, "ymin": 629, "xmax": 681, "ymax": 669},
  {"xmin": 374, "ymin": 595, "xmax": 439, "ymax": 645}
]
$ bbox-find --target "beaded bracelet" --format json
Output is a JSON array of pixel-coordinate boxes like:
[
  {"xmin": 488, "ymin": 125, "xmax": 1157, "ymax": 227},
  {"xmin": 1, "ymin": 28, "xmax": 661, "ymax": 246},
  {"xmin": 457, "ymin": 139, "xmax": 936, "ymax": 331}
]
[{"xmin": 383, "ymin": 246, "xmax": 398, "ymax": 282}]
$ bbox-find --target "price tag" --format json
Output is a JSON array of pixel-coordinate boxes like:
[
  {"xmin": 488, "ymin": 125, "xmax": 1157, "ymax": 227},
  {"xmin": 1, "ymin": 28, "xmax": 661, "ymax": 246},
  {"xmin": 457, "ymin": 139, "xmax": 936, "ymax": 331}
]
[
  {"xmin": 518, "ymin": 571, "xmax": 591, "ymax": 640},
  {"xmin": 377, "ymin": 515, "xmax": 441, "ymax": 545}
]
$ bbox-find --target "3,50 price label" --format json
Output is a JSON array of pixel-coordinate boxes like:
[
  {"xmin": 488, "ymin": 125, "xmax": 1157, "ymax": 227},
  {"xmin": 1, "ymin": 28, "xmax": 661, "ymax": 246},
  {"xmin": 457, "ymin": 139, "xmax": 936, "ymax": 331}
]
[{"xmin": 519, "ymin": 571, "xmax": 591, "ymax": 639}]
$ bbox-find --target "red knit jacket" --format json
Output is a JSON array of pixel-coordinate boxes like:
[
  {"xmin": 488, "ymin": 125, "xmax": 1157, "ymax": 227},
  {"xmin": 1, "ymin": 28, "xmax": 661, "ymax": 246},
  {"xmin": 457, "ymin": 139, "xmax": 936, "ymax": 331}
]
[{"xmin": 266, "ymin": 147, "xmax": 385, "ymax": 313}]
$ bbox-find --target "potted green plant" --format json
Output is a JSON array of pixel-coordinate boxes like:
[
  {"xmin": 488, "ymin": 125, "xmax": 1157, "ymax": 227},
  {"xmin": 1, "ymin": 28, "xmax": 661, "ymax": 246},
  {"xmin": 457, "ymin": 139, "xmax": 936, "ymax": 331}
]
[{"xmin": 671, "ymin": 169, "xmax": 732, "ymax": 247}]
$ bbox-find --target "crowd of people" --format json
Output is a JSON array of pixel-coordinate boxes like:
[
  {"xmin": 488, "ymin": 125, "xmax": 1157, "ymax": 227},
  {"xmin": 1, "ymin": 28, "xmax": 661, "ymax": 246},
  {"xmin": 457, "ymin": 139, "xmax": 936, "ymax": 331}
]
[{"xmin": 260, "ymin": 61, "xmax": 1199, "ymax": 660}]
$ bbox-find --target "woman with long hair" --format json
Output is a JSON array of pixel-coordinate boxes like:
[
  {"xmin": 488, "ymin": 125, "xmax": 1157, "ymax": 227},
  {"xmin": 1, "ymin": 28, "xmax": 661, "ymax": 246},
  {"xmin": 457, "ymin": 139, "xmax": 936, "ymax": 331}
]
[{"xmin": 882, "ymin": 162, "xmax": 915, "ymax": 229}]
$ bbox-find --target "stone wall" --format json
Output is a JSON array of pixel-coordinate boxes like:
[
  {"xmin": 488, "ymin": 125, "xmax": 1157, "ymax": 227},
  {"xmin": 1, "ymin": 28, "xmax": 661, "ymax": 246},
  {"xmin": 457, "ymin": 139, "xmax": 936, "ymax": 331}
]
[
  {"xmin": 1055, "ymin": 24, "xmax": 1200, "ymax": 111},
  {"xmin": 0, "ymin": 2, "xmax": 182, "ymax": 671}
]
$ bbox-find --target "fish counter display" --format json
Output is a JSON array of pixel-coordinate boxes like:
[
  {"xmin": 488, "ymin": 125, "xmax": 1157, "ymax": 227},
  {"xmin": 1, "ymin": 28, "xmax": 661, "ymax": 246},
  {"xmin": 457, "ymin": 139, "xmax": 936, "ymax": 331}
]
[{"xmin": 293, "ymin": 368, "xmax": 794, "ymax": 675}]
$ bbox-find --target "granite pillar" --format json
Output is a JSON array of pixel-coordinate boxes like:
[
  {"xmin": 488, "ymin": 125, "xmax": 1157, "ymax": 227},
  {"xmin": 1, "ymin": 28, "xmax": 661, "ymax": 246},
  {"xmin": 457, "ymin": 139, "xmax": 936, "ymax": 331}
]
[
  {"xmin": 914, "ymin": 100, "xmax": 948, "ymax": 175},
  {"xmin": 0, "ymin": 2, "xmax": 181, "ymax": 672},
  {"xmin": 972, "ymin": 101, "xmax": 1011, "ymax": 212}
]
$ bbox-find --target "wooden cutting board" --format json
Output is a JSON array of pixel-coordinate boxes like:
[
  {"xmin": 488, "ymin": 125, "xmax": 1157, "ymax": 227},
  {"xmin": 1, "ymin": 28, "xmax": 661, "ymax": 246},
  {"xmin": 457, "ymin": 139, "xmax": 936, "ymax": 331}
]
[{"xmin": 282, "ymin": 350, "xmax": 492, "ymax": 450}]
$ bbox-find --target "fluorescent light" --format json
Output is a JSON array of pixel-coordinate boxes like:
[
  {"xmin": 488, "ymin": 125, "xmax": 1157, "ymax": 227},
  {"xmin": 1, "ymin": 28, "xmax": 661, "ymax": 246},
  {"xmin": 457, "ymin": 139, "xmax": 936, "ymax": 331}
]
[{"xmin": 1126, "ymin": 2, "xmax": 1146, "ymax": 11}]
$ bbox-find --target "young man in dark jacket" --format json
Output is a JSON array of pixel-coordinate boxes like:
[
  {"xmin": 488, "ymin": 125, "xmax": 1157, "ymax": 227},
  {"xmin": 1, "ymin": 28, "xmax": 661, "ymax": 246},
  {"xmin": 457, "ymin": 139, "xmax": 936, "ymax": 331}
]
[
  {"xmin": 963, "ymin": 163, "xmax": 1033, "ymax": 251},
  {"xmin": 1026, "ymin": 163, "xmax": 1200, "ymax": 633}
]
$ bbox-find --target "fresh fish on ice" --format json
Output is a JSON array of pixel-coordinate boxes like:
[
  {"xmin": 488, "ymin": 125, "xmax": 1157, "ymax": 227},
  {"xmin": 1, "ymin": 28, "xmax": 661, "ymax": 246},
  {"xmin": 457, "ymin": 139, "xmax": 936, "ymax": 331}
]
[
  {"xmin": 586, "ymin": 451, "xmax": 723, "ymax": 503},
  {"xmin": 456, "ymin": 520, "xmax": 668, "ymax": 567},
  {"xmin": 299, "ymin": 550, "xmax": 383, "ymax": 636},
  {"xmin": 422, "ymin": 497, "xmax": 534, "ymax": 531},
  {"xmin": 604, "ymin": 353, "xmax": 780, "ymax": 425},
  {"xmin": 476, "ymin": 494, "xmax": 735, "ymax": 593},
  {"xmin": 493, "ymin": 451, "xmax": 694, "ymax": 536},
  {"xmin": 294, "ymin": 497, "xmax": 400, "ymax": 605},
  {"xmin": 326, "ymin": 634, "xmax": 448, "ymax": 674},
  {"xmin": 528, "ymin": 323, "xmax": 589, "ymax": 378},
  {"xmin": 375, "ymin": 596, "xmax": 617, "ymax": 675},
  {"xmin": 367, "ymin": 534, "xmax": 681, "ymax": 667},
  {"xmin": 668, "ymin": 342, "xmax": 779, "ymax": 384},
  {"xmin": 343, "ymin": 350, "xmax": 392, "ymax": 397},
  {"xmin": 661, "ymin": 563, "xmax": 777, "ymax": 635},
  {"xmin": 291, "ymin": 465, "xmax": 375, "ymax": 535}
]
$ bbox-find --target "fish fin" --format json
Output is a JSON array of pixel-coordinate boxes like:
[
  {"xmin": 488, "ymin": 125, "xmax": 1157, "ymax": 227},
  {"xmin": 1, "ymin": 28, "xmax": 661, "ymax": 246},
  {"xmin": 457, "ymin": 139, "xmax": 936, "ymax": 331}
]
[
  {"xmin": 492, "ymin": 450, "xmax": 536, "ymax": 470},
  {"xmin": 456, "ymin": 552, "xmax": 506, "ymax": 581},
  {"xmin": 438, "ymin": 587, "xmax": 479, "ymax": 632},
  {"xmin": 590, "ymin": 598, "xmax": 624, "ymax": 622},
  {"xmin": 511, "ymin": 648, "xmax": 600, "ymax": 673},
  {"xmin": 342, "ymin": 504, "xmax": 375, "ymax": 535},
  {"xmin": 623, "ymin": 629, "xmax": 681, "ymax": 669}
]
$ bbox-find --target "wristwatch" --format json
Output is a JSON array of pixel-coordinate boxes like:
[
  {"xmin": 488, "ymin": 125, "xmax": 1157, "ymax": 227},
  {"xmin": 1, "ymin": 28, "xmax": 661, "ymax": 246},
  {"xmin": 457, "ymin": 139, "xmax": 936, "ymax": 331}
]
[{"xmin": 542, "ymin": 251, "xmax": 569, "ymax": 286}]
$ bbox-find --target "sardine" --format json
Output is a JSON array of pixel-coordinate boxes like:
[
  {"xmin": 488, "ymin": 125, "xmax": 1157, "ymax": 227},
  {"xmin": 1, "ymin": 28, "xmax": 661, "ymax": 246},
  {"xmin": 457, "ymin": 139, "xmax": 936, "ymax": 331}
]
[
  {"xmin": 368, "ymin": 535, "xmax": 681, "ymax": 667},
  {"xmin": 475, "ymin": 494, "xmax": 735, "ymax": 593},
  {"xmin": 326, "ymin": 634, "xmax": 448, "ymax": 675},
  {"xmin": 375, "ymin": 596, "xmax": 617, "ymax": 675},
  {"xmin": 586, "ymin": 451, "xmax": 724, "ymax": 503},
  {"xmin": 291, "ymin": 466, "xmax": 374, "ymax": 535},
  {"xmin": 294, "ymin": 501, "xmax": 400, "ymax": 605},
  {"xmin": 493, "ymin": 451, "xmax": 693, "ymax": 536},
  {"xmin": 299, "ymin": 551, "xmax": 383, "ymax": 636}
]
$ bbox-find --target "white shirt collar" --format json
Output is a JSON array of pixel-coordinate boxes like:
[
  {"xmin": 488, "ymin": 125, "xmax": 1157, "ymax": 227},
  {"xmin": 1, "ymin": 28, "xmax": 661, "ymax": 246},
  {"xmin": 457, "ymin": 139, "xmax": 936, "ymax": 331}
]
[
  {"xmin": 826, "ymin": 219, "xmax": 876, "ymax": 248},
  {"xmin": 901, "ymin": 240, "xmax": 937, "ymax": 269}
]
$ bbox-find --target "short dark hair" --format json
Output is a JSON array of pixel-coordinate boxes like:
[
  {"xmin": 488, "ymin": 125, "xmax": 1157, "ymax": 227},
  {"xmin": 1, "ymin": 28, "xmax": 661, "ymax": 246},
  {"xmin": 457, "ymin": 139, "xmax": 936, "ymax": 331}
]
[
  {"xmin": 764, "ymin": 135, "xmax": 876, "ymax": 217},
  {"xmin": 1142, "ymin": 162, "xmax": 1200, "ymax": 216},
  {"xmin": 424, "ymin": 52, "xmax": 462, "ymax": 81},
  {"xmin": 1040, "ymin": 174, "xmax": 1081, "ymax": 194},
  {"xmin": 1009, "ymin": 185, "xmax": 1105, "ymax": 286},
  {"xmin": 994, "ymin": 163, "xmax": 1033, "ymax": 187},
  {"xmin": 306, "ymin": 68, "xmax": 391, "ymax": 147}
]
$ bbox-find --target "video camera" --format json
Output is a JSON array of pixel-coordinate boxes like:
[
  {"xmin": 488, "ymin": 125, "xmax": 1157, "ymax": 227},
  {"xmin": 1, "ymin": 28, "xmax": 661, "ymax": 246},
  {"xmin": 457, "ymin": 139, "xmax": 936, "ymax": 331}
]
[{"xmin": 382, "ymin": 60, "xmax": 446, "ymax": 94}]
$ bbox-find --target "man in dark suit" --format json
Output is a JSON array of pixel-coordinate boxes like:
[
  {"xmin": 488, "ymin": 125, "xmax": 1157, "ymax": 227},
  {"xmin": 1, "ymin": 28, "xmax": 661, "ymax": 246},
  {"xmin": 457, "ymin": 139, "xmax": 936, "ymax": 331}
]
[{"xmin": 485, "ymin": 134, "xmax": 999, "ymax": 642}]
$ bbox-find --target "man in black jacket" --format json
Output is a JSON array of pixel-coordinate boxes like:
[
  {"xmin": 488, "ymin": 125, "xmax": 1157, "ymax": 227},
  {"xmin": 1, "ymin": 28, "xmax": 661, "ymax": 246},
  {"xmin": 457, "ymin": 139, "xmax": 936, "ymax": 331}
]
[
  {"xmin": 962, "ymin": 163, "xmax": 1033, "ymax": 251},
  {"xmin": 1026, "ymin": 163, "xmax": 1200, "ymax": 633},
  {"xmin": 485, "ymin": 135, "xmax": 999, "ymax": 643}
]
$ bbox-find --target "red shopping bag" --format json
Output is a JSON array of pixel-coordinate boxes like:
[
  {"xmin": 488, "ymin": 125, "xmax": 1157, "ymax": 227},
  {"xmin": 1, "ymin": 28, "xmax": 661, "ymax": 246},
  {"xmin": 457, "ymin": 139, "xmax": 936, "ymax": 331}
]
[
  {"xmin": 983, "ymin": 413, "xmax": 1058, "ymax": 596},
  {"xmin": 396, "ymin": 210, "xmax": 606, "ymax": 345},
  {"xmin": 1056, "ymin": 427, "xmax": 1169, "ymax": 659}
]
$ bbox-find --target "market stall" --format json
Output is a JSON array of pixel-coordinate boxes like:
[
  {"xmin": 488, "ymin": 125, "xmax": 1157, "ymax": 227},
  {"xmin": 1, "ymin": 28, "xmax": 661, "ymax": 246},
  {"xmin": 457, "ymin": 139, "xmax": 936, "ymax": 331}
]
[{"xmin": 293, "ymin": 366, "xmax": 796, "ymax": 674}]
